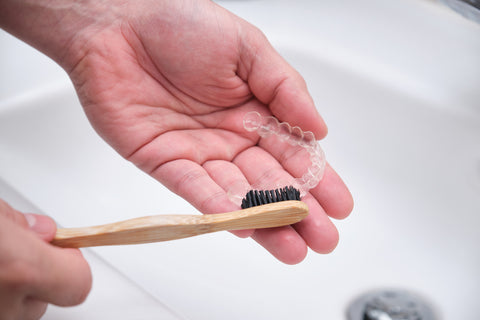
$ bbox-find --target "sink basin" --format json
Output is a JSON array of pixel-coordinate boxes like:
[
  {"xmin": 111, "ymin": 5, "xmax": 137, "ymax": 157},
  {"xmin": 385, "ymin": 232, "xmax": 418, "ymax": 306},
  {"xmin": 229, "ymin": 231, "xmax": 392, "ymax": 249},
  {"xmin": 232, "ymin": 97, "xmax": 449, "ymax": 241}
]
[{"xmin": 1, "ymin": 0, "xmax": 479, "ymax": 319}]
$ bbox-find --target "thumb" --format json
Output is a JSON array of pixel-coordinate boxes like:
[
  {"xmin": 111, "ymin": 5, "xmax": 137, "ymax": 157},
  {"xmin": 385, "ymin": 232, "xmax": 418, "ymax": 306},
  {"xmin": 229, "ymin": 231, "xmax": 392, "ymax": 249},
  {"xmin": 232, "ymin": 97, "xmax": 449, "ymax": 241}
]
[
  {"xmin": 23, "ymin": 213, "xmax": 58, "ymax": 242},
  {"xmin": 239, "ymin": 28, "xmax": 327, "ymax": 139},
  {"xmin": 0, "ymin": 198, "xmax": 57, "ymax": 242}
]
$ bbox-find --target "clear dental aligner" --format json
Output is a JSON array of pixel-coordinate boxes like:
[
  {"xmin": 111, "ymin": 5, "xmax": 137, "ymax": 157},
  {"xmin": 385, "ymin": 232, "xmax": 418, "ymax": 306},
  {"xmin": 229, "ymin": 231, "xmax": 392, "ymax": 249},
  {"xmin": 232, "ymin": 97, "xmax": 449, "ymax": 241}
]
[{"xmin": 236, "ymin": 111, "xmax": 326, "ymax": 199}]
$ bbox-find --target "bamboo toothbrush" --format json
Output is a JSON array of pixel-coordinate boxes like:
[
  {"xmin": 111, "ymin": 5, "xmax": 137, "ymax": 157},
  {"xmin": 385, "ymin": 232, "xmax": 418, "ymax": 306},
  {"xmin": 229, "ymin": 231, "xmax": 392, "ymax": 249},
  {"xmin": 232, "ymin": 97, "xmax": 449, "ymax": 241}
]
[{"xmin": 51, "ymin": 199, "xmax": 308, "ymax": 248}]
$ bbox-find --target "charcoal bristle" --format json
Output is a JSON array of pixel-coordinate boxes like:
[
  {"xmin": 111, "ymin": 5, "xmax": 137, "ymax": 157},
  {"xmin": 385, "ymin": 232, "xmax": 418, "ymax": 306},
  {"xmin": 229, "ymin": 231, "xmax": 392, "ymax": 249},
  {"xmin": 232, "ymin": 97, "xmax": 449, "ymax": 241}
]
[
  {"xmin": 266, "ymin": 190, "xmax": 273, "ymax": 203},
  {"xmin": 253, "ymin": 190, "xmax": 259, "ymax": 207},
  {"xmin": 241, "ymin": 186, "xmax": 301, "ymax": 209},
  {"xmin": 259, "ymin": 190, "xmax": 267, "ymax": 205}
]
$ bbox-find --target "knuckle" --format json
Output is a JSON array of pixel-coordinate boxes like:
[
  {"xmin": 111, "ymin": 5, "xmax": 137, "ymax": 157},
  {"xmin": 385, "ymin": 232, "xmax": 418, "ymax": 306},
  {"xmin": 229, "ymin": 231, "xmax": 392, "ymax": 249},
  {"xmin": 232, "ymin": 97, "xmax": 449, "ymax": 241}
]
[
  {"xmin": 253, "ymin": 166, "xmax": 285, "ymax": 188},
  {"xmin": 198, "ymin": 191, "xmax": 225, "ymax": 214},
  {"xmin": 175, "ymin": 167, "xmax": 207, "ymax": 196}
]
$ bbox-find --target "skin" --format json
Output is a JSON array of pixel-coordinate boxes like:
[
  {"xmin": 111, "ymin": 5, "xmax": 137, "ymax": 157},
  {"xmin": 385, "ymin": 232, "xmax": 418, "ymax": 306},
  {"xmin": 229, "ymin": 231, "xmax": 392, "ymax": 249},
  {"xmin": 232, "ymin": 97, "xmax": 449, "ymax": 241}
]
[
  {"xmin": 0, "ymin": 200, "xmax": 92, "ymax": 320},
  {"xmin": 0, "ymin": 0, "xmax": 353, "ymax": 317}
]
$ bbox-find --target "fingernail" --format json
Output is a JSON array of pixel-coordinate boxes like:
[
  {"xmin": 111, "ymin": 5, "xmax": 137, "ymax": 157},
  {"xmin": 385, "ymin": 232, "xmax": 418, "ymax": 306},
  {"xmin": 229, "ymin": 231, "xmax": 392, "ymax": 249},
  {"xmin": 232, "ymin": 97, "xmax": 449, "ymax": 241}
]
[
  {"xmin": 24, "ymin": 213, "xmax": 37, "ymax": 228},
  {"xmin": 23, "ymin": 213, "xmax": 53, "ymax": 236}
]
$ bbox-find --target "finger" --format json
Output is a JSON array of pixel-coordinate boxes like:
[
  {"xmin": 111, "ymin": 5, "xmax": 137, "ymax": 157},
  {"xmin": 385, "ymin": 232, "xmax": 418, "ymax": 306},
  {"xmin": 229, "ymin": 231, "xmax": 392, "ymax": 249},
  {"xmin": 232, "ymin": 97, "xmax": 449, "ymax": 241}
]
[
  {"xmin": 234, "ymin": 146, "xmax": 312, "ymax": 264},
  {"xmin": 153, "ymin": 159, "xmax": 237, "ymax": 214},
  {"xmin": 203, "ymin": 160, "xmax": 254, "ymax": 238},
  {"xmin": 257, "ymin": 136, "xmax": 354, "ymax": 219},
  {"xmin": 128, "ymin": 127, "xmax": 251, "ymax": 175},
  {"xmin": 0, "ymin": 198, "xmax": 29, "ymax": 228},
  {"xmin": 0, "ymin": 199, "xmax": 59, "ymax": 241},
  {"xmin": 23, "ymin": 214, "xmax": 58, "ymax": 242},
  {"xmin": 292, "ymin": 194, "xmax": 339, "ymax": 254},
  {"xmin": 0, "ymin": 215, "xmax": 92, "ymax": 307},
  {"xmin": 202, "ymin": 159, "xmax": 250, "ymax": 206},
  {"xmin": 238, "ymin": 28, "xmax": 327, "ymax": 139},
  {"xmin": 310, "ymin": 163, "xmax": 354, "ymax": 220},
  {"xmin": 251, "ymin": 226, "xmax": 308, "ymax": 265},
  {"xmin": 0, "ymin": 288, "xmax": 20, "ymax": 320},
  {"xmin": 30, "ymin": 246, "xmax": 92, "ymax": 307},
  {"xmin": 152, "ymin": 159, "xmax": 252, "ymax": 238},
  {"xmin": 22, "ymin": 297, "xmax": 48, "ymax": 320}
]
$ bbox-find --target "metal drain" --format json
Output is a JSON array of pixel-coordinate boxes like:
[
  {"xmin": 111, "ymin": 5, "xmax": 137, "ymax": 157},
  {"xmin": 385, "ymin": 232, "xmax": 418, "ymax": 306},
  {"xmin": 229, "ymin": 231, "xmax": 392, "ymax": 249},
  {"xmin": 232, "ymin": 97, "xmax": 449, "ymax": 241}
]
[{"xmin": 347, "ymin": 289, "xmax": 437, "ymax": 320}]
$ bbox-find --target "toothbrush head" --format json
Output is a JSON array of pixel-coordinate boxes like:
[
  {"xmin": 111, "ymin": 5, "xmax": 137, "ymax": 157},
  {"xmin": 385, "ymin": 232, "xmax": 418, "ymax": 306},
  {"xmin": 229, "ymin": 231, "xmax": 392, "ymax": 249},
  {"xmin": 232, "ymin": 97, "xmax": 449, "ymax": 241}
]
[{"xmin": 241, "ymin": 186, "xmax": 301, "ymax": 209}]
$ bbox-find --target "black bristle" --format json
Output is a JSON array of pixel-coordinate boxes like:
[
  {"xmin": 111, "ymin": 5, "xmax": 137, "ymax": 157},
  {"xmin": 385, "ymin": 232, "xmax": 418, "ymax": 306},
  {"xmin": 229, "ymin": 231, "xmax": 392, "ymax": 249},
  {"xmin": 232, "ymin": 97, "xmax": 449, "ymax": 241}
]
[
  {"xmin": 275, "ymin": 188, "xmax": 283, "ymax": 202},
  {"xmin": 288, "ymin": 186, "xmax": 298, "ymax": 200},
  {"xmin": 240, "ymin": 186, "xmax": 301, "ymax": 209},
  {"xmin": 253, "ymin": 190, "xmax": 259, "ymax": 207},
  {"xmin": 246, "ymin": 190, "xmax": 254, "ymax": 208},
  {"xmin": 270, "ymin": 190, "xmax": 276, "ymax": 203},
  {"xmin": 259, "ymin": 190, "xmax": 266, "ymax": 205},
  {"xmin": 265, "ymin": 190, "xmax": 273, "ymax": 204},
  {"xmin": 285, "ymin": 186, "xmax": 291, "ymax": 200}
]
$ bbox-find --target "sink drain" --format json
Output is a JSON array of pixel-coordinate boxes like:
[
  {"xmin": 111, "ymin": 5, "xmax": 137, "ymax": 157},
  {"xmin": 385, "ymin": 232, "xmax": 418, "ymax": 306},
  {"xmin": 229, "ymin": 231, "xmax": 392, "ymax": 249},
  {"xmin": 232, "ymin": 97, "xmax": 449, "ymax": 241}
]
[{"xmin": 346, "ymin": 289, "xmax": 437, "ymax": 320}]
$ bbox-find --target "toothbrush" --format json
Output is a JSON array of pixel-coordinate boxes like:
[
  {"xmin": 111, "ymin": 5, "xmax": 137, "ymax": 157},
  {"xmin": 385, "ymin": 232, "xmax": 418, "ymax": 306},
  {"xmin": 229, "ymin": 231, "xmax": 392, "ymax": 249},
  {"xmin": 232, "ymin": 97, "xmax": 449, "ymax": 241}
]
[{"xmin": 51, "ymin": 199, "xmax": 308, "ymax": 248}]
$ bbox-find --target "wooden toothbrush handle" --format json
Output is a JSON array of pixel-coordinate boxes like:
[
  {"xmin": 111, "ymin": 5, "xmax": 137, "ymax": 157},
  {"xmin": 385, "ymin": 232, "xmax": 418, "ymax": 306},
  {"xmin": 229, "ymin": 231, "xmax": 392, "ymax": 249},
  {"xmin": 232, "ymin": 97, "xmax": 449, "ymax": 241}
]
[{"xmin": 51, "ymin": 201, "xmax": 308, "ymax": 248}]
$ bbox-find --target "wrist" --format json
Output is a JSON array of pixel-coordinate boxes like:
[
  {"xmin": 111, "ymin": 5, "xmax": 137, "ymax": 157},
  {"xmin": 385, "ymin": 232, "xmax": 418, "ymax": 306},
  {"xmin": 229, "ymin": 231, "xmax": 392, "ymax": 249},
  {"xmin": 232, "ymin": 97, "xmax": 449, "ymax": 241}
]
[{"xmin": 0, "ymin": 0, "xmax": 122, "ymax": 70}]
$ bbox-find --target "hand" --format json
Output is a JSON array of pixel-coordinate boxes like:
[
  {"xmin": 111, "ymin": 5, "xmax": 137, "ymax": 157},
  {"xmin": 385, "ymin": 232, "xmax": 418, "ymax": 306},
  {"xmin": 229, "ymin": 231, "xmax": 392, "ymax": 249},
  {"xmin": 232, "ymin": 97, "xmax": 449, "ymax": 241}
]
[
  {"xmin": 66, "ymin": 0, "xmax": 353, "ymax": 264},
  {"xmin": 0, "ymin": 199, "xmax": 92, "ymax": 320},
  {"xmin": 0, "ymin": 0, "xmax": 353, "ymax": 264}
]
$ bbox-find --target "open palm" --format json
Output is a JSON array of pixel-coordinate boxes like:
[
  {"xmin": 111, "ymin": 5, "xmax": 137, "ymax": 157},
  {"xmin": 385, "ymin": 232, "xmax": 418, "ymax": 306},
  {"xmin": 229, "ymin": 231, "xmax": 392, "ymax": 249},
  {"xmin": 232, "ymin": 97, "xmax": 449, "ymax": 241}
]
[{"xmin": 67, "ymin": 0, "xmax": 353, "ymax": 264}]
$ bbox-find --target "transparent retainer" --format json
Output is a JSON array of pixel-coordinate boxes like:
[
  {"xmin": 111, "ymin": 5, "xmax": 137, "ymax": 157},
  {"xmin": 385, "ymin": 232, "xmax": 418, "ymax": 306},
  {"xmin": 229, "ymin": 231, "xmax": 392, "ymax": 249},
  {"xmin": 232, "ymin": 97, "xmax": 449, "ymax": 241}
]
[{"xmin": 227, "ymin": 111, "xmax": 326, "ymax": 206}]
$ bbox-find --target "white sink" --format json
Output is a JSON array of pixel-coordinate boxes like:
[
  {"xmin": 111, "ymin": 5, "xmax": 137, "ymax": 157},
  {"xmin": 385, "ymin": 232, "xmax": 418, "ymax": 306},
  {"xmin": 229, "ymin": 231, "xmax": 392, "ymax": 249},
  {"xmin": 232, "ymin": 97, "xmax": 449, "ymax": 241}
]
[{"xmin": 1, "ymin": 0, "xmax": 479, "ymax": 319}]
